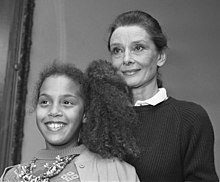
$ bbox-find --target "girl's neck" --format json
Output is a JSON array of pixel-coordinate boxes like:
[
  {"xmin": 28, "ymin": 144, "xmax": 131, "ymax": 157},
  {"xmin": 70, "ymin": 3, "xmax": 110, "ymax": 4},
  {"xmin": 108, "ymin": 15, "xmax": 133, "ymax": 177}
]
[
  {"xmin": 36, "ymin": 144, "xmax": 86, "ymax": 159},
  {"xmin": 132, "ymin": 82, "xmax": 159, "ymax": 103},
  {"xmin": 46, "ymin": 141, "xmax": 79, "ymax": 151}
]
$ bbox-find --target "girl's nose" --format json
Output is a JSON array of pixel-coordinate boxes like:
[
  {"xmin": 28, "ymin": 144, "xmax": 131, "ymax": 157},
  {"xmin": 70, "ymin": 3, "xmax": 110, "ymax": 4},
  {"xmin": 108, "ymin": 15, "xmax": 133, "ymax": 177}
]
[{"xmin": 48, "ymin": 105, "xmax": 63, "ymax": 117}]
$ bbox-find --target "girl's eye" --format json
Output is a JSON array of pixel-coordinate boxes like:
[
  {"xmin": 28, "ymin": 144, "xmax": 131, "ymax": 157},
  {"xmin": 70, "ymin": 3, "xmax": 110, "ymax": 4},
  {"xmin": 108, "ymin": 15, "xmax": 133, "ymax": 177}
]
[
  {"xmin": 38, "ymin": 100, "xmax": 49, "ymax": 106},
  {"xmin": 63, "ymin": 100, "xmax": 74, "ymax": 106},
  {"xmin": 63, "ymin": 101, "xmax": 71, "ymax": 105}
]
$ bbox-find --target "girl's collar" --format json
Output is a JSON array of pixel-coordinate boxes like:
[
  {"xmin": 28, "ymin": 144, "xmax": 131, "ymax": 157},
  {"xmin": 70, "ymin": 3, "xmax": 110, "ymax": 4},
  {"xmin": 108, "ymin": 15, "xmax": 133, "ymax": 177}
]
[{"xmin": 35, "ymin": 144, "xmax": 86, "ymax": 159}]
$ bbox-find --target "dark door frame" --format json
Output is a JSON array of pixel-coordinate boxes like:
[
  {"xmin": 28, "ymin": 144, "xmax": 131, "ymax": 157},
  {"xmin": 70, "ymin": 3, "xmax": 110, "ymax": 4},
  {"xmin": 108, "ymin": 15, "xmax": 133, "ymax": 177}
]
[{"xmin": 0, "ymin": 0, "xmax": 35, "ymax": 173}]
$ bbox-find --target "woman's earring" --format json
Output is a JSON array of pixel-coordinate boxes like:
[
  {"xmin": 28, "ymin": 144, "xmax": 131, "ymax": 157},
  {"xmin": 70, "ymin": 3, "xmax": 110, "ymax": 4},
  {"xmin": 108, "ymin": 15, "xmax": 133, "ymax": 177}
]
[{"xmin": 82, "ymin": 114, "xmax": 87, "ymax": 124}]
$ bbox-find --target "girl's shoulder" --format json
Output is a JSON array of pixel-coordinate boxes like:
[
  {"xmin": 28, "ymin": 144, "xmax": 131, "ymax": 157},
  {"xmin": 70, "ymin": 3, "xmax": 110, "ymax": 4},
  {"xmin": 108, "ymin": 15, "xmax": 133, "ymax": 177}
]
[
  {"xmin": 98, "ymin": 156, "xmax": 140, "ymax": 182},
  {"xmin": 75, "ymin": 148, "xmax": 140, "ymax": 182},
  {"xmin": 0, "ymin": 163, "xmax": 27, "ymax": 182}
]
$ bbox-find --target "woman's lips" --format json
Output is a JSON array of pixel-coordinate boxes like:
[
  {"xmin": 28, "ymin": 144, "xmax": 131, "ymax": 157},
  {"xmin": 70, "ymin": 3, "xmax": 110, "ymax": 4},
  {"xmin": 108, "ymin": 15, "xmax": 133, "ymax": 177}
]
[{"xmin": 121, "ymin": 69, "xmax": 141, "ymax": 76}]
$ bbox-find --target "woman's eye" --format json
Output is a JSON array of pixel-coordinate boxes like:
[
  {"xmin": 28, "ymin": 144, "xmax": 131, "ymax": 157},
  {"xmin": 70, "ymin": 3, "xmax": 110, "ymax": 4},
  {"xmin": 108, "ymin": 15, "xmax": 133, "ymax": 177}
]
[
  {"xmin": 133, "ymin": 44, "xmax": 144, "ymax": 52},
  {"xmin": 111, "ymin": 47, "xmax": 123, "ymax": 55}
]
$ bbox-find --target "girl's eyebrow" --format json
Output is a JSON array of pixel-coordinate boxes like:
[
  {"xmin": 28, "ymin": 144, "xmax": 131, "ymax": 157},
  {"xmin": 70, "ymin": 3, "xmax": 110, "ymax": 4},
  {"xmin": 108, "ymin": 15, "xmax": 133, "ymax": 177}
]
[
  {"xmin": 62, "ymin": 94, "xmax": 80, "ymax": 101},
  {"xmin": 39, "ymin": 93, "xmax": 49, "ymax": 97},
  {"xmin": 39, "ymin": 93, "xmax": 79, "ymax": 99}
]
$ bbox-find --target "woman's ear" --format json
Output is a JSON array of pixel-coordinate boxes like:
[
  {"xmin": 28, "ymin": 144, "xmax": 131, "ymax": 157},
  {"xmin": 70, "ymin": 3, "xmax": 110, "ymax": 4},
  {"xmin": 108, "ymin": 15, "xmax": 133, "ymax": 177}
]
[
  {"xmin": 157, "ymin": 51, "xmax": 166, "ymax": 67},
  {"xmin": 82, "ymin": 114, "xmax": 87, "ymax": 124}
]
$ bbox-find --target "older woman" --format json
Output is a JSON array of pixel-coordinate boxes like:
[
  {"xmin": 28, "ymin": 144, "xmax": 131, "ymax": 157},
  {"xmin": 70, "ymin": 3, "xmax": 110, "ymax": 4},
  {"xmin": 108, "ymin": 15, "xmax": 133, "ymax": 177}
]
[{"xmin": 107, "ymin": 10, "xmax": 219, "ymax": 181}]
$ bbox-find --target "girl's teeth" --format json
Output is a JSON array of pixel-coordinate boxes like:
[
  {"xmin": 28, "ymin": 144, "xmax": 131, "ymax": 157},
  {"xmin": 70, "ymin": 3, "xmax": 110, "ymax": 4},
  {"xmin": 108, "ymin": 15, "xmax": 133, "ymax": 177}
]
[{"xmin": 47, "ymin": 123, "xmax": 64, "ymax": 131}]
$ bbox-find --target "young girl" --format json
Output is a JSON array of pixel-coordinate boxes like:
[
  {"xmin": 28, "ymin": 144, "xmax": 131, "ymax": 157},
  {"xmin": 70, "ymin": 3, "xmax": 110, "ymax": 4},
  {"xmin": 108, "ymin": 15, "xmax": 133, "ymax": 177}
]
[{"xmin": 1, "ymin": 60, "xmax": 139, "ymax": 182}]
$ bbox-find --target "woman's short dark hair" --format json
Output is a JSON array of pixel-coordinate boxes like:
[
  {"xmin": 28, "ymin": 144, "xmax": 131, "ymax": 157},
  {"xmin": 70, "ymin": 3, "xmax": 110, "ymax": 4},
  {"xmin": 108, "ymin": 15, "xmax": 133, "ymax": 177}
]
[
  {"xmin": 107, "ymin": 10, "xmax": 167, "ymax": 87},
  {"xmin": 107, "ymin": 10, "xmax": 167, "ymax": 52}
]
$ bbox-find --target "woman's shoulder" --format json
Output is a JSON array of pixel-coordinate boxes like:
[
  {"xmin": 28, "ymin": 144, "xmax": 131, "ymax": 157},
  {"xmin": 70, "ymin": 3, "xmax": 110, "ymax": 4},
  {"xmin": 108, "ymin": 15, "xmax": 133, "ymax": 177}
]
[
  {"xmin": 169, "ymin": 97, "xmax": 213, "ymax": 129},
  {"xmin": 168, "ymin": 97, "xmax": 208, "ymax": 116}
]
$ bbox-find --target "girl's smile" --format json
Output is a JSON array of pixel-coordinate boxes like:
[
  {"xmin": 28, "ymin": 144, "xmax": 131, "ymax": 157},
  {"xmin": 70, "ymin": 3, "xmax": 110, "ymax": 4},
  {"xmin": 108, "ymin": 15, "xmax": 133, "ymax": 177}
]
[{"xmin": 36, "ymin": 75, "xmax": 86, "ymax": 150}]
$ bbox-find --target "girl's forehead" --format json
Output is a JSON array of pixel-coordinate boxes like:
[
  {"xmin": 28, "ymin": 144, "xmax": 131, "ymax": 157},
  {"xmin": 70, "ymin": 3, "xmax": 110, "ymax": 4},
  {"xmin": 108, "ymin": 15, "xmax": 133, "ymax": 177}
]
[
  {"xmin": 45, "ymin": 75, "xmax": 78, "ymax": 85},
  {"xmin": 40, "ymin": 75, "xmax": 81, "ymax": 94}
]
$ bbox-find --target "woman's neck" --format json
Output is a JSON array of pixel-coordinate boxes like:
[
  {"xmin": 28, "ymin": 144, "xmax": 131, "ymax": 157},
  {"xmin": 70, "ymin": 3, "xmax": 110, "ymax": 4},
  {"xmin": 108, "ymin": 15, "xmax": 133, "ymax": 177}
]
[{"xmin": 132, "ymin": 83, "xmax": 159, "ymax": 103}]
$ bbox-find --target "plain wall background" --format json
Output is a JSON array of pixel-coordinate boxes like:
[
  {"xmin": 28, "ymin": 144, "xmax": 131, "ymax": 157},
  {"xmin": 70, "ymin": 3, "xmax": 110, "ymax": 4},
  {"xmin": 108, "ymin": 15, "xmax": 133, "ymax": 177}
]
[{"xmin": 22, "ymin": 0, "xmax": 220, "ymax": 176}]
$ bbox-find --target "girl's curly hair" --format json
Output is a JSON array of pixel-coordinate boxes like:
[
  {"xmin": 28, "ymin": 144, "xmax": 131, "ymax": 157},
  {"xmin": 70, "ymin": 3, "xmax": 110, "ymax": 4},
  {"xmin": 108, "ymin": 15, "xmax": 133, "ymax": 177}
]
[
  {"xmin": 32, "ymin": 61, "xmax": 88, "ymax": 110},
  {"xmin": 81, "ymin": 60, "xmax": 139, "ymax": 160}
]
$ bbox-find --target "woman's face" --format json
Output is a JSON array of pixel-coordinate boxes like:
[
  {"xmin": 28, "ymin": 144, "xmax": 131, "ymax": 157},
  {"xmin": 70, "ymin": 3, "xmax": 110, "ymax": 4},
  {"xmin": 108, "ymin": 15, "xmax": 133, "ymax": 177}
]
[
  {"xmin": 109, "ymin": 25, "xmax": 165, "ymax": 89},
  {"xmin": 36, "ymin": 75, "xmax": 85, "ymax": 150}
]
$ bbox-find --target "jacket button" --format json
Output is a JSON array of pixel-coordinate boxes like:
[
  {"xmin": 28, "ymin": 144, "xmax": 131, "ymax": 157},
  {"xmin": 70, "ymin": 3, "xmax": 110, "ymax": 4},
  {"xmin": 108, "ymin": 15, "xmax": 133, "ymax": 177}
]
[{"xmin": 79, "ymin": 164, "xmax": 85, "ymax": 168}]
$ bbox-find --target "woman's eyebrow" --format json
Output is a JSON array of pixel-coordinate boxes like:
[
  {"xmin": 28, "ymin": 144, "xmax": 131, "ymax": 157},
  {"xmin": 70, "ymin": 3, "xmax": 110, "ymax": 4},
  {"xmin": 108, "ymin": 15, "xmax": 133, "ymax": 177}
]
[{"xmin": 110, "ymin": 42, "xmax": 121, "ymax": 47}]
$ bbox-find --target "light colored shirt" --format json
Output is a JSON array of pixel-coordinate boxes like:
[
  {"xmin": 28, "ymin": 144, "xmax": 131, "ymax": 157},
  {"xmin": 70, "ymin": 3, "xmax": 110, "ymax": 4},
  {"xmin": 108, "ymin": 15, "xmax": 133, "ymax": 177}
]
[
  {"xmin": 134, "ymin": 88, "xmax": 168, "ymax": 106},
  {"xmin": 1, "ymin": 145, "xmax": 140, "ymax": 182}
]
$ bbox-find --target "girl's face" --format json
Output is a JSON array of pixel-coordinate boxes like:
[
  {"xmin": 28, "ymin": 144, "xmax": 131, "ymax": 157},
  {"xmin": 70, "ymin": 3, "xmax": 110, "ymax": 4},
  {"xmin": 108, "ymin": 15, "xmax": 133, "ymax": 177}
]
[
  {"xmin": 109, "ymin": 25, "xmax": 166, "ymax": 89},
  {"xmin": 36, "ymin": 75, "xmax": 85, "ymax": 150}
]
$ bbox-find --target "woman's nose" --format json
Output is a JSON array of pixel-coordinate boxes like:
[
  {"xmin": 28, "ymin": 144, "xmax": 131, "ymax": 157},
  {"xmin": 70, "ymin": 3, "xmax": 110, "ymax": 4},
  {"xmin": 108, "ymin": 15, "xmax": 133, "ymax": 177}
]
[{"xmin": 123, "ymin": 49, "xmax": 134, "ymax": 65}]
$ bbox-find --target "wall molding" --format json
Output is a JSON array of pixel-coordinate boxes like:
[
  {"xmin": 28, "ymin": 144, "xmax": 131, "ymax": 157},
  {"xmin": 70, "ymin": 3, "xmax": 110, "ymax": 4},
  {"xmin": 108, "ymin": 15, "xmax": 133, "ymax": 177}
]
[{"xmin": 0, "ymin": 0, "xmax": 35, "ymax": 173}]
